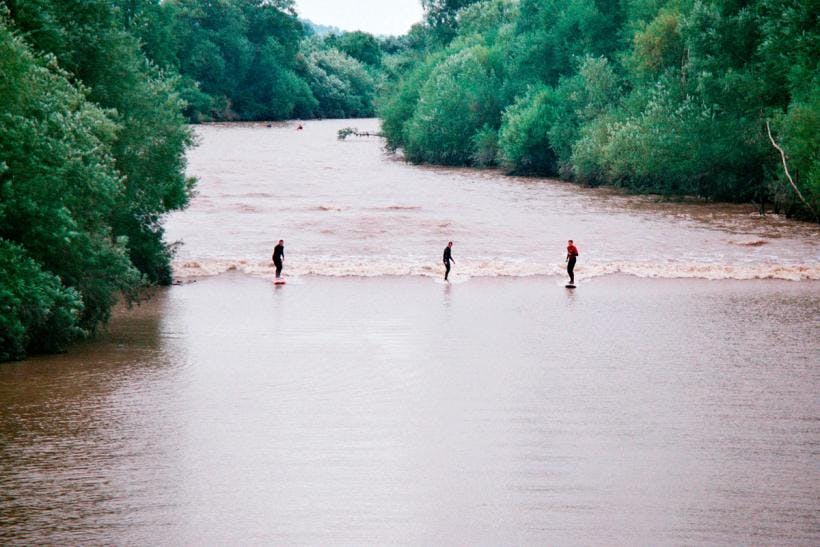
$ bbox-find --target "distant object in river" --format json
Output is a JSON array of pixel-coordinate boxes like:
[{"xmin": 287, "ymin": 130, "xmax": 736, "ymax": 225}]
[{"xmin": 338, "ymin": 127, "xmax": 383, "ymax": 140}]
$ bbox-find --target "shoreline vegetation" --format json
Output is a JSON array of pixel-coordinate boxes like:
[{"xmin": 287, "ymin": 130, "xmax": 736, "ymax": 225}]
[
  {"xmin": 1, "ymin": 1, "xmax": 194, "ymax": 361},
  {"xmin": 118, "ymin": 1, "xmax": 394, "ymax": 122},
  {"xmin": 378, "ymin": 0, "xmax": 818, "ymax": 220},
  {"xmin": 0, "ymin": 0, "xmax": 817, "ymax": 362}
]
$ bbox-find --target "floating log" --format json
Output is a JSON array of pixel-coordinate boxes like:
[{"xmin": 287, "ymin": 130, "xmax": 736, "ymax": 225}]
[{"xmin": 337, "ymin": 127, "xmax": 384, "ymax": 140}]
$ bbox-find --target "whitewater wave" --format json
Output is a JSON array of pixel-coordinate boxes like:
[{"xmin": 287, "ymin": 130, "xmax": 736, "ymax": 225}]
[
  {"xmin": 173, "ymin": 257, "xmax": 820, "ymax": 281},
  {"xmin": 728, "ymin": 238, "xmax": 768, "ymax": 247}
]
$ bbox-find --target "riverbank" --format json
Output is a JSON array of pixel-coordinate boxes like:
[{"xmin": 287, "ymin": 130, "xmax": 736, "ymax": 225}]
[{"xmin": 2, "ymin": 273, "xmax": 818, "ymax": 544}]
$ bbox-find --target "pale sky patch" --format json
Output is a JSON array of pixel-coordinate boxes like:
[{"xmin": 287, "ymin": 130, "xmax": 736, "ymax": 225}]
[{"xmin": 294, "ymin": 0, "xmax": 424, "ymax": 36}]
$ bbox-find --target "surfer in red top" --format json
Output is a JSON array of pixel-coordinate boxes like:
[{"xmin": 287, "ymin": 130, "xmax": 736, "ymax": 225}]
[{"xmin": 566, "ymin": 240, "xmax": 579, "ymax": 285}]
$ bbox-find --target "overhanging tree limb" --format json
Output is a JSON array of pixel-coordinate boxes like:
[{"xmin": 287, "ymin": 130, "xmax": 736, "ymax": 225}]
[{"xmin": 766, "ymin": 120, "xmax": 815, "ymax": 216}]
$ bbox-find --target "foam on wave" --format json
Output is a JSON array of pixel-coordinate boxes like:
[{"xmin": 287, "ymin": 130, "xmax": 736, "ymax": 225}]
[{"xmin": 173, "ymin": 258, "xmax": 820, "ymax": 281}]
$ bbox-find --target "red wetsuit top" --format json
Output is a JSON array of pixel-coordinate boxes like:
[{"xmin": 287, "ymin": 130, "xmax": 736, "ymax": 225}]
[{"xmin": 567, "ymin": 245, "xmax": 579, "ymax": 259}]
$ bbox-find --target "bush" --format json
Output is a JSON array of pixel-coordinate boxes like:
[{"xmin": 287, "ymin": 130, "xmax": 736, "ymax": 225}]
[
  {"xmin": 572, "ymin": 79, "xmax": 768, "ymax": 200},
  {"xmin": 300, "ymin": 45, "xmax": 376, "ymax": 118},
  {"xmin": 0, "ymin": 14, "xmax": 144, "ymax": 359},
  {"xmin": 403, "ymin": 45, "xmax": 502, "ymax": 165},
  {"xmin": 777, "ymin": 84, "xmax": 820, "ymax": 215},
  {"xmin": 324, "ymin": 31, "xmax": 383, "ymax": 66},
  {"xmin": 8, "ymin": 0, "xmax": 195, "ymax": 285},
  {"xmin": 379, "ymin": 0, "xmax": 819, "ymax": 218},
  {"xmin": 471, "ymin": 124, "xmax": 499, "ymax": 166},
  {"xmin": 498, "ymin": 86, "xmax": 558, "ymax": 174},
  {"xmin": 378, "ymin": 55, "xmax": 441, "ymax": 151},
  {"xmin": 0, "ymin": 240, "xmax": 84, "ymax": 361}
]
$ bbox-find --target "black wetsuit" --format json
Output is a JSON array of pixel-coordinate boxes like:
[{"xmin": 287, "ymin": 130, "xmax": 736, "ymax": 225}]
[
  {"xmin": 272, "ymin": 244, "xmax": 284, "ymax": 278},
  {"xmin": 443, "ymin": 246, "xmax": 453, "ymax": 281}
]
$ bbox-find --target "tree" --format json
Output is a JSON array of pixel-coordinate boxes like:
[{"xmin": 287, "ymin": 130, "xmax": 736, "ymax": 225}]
[
  {"xmin": 324, "ymin": 31, "xmax": 382, "ymax": 66},
  {"xmin": 300, "ymin": 43, "xmax": 375, "ymax": 118},
  {"xmin": 403, "ymin": 46, "xmax": 502, "ymax": 165},
  {"xmin": 377, "ymin": 0, "xmax": 819, "ymax": 218},
  {"xmin": 422, "ymin": 0, "xmax": 481, "ymax": 43},
  {"xmin": 0, "ymin": 18, "xmax": 141, "ymax": 357}
]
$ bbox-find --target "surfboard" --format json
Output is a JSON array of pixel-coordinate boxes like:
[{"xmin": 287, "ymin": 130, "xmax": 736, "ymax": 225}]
[{"xmin": 565, "ymin": 284, "xmax": 576, "ymax": 289}]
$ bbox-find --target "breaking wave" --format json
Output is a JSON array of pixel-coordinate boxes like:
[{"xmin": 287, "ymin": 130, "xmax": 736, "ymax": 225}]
[
  {"xmin": 173, "ymin": 257, "xmax": 820, "ymax": 281},
  {"xmin": 728, "ymin": 238, "xmax": 768, "ymax": 247}
]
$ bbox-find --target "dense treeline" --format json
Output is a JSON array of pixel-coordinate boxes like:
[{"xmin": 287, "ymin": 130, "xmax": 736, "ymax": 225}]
[
  {"xmin": 379, "ymin": 0, "xmax": 818, "ymax": 218},
  {"xmin": 1, "ymin": 0, "xmax": 193, "ymax": 360},
  {"xmin": 119, "ymin": 0, "xmax": 389, "ymax": 121}
]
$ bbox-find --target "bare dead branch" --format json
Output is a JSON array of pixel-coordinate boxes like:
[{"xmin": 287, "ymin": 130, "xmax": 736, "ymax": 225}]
[
  {"xmin": 766, "ymin": 120, "xmax": 814, "ymax": 216},
  {"xmin": 338, "ymin": 127, "xmax": 383, "ymax": 140}
]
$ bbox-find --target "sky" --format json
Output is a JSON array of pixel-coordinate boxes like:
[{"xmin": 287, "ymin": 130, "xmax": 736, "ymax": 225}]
[{"xmin": 294, "ymin": 0, "xmax": 424, "ymax": 36}]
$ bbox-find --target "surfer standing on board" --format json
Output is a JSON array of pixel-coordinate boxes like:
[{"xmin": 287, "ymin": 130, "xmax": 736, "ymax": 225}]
[
  {"xmin": 272, "ymin": 240, "xmax": 285, "ymax": 278},
  {"xmin": 443, "ymin": 241, "xmax": 454, "ymax": 281},
  {"xmin": 566, "ymin": 240, "xmax": 579, "ymax": 286}
]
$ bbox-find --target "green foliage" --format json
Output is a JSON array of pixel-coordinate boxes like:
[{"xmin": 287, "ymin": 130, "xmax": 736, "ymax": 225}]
[
  {"xmin": 571, "ymin": 81, "xmax": 766, "ymax": 199},
  {"xmin": 0, "ymin": 1, "xmax": 200, "ymax": 360},
  {"xmin": 324, "ymin": 31, "xmax": 382, "ymax": 66},
  {"xmin": 498, "ymin": 86, "xmax": 558, "ymax": 174},
  {"xmin": 163, "ymin": 0, "xmax": 303, "ymax": 120},
  {"xmin": 422, "ymin": 0, "xmax": 482, "ymax": 43},
  {"xmin": 403, "ymin": 46, "xmax": 502, "ymax": 165},
  {"xmin": 548, "ymin": 55, "xmax": 622, "ymax": 172},
  {"xmin": 112, "ymin": 0, "xmax": 384, "ymax": 121},
  {"xmin": 0, "ymin": 239, "xmax": 84, "ymax": 361},
  {"xmin": 379, "ymin": 0, "xmax": 820, "ymax": 218},
  {"xmin": 498, "ymin": 55, "xmax": 621, "ymax": 176},
  {"xmin": 7, "ymin": 0, "xmax": 195, "ymax": 284},
  {"xmin": 506, "ymin": 0, "xmax": 626, "ymax": 90},
  {"xmin": 300, "ymin": 43, "xmax": 375, "ymax": 118},
  {"xmin": 378, "ymin": 54, "xmax": 441, "ymax": 151},
  {"xmin": 630, "ymin": 8, "xmax": 684, "ymax": 79},
  {"xmin": 471, "ymin": 124, "xmax": 499, "ymax": 166},
  {"xmin": 776, "ymin": 83, "xmax": 820, "ymax": 214},
  {"xmin": 454, "ymin": 0, "xmax": 516, "ymax": 40},
  {"xmin": 0, "ymin": 18, "xmax": 146, "ymax": 359}
]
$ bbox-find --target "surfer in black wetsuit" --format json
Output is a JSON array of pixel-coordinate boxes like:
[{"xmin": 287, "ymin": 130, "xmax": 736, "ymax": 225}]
[
  {"xmin": 272, "ymin": 240, "xmax": 284, "ymax": 278},
  {"xmin": 566, "ymin": 239, "xmax": 579, "ymax": 285},
  {"xmin": 443, "ymin": 241, "xmax": 454, "ymax": 281}
]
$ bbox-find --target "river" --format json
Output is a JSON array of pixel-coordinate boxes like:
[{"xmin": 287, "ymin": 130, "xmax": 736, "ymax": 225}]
[{"xmin": 1, "ymin": 120, "xmax": 818, "ymax": 544}]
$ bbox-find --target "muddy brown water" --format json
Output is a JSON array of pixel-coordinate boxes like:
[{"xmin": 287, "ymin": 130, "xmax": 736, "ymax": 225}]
[{"xmin": 1, "ymin": 120, "xmax": 818, "ymax": 544}]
